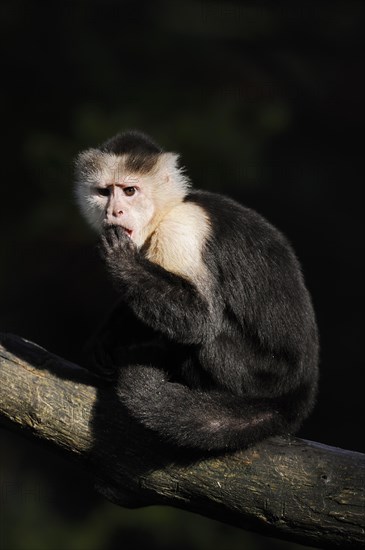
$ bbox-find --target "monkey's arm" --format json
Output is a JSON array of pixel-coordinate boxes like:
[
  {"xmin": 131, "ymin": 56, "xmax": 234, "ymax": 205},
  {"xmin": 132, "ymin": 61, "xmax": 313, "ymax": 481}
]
[{"xmin": 100, "ymin": 226, "xmax": 214, "ymax": 344}]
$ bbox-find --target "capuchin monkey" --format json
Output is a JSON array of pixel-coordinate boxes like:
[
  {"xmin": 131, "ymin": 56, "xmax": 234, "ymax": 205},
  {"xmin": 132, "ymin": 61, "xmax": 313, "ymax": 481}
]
[{"xmin": 74, "ymin": 130, "xmax": 319, "ymax": 451}]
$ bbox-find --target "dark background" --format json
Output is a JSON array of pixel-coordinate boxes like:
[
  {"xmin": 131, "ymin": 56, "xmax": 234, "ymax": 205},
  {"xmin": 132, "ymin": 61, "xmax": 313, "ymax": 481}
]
[{"xmin": 0, "ymin": 1, "xmax": 363, "ymax": 549}]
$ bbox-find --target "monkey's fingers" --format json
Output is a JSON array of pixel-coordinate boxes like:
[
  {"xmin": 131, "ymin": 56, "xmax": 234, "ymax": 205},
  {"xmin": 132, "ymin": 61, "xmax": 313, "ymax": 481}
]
[
  {"xmin": 99, "ymin": 227, "xmax": 120, "ymax": 260},
  {"xmin": 99, "ymin": 234, "xmax": 112, "ymax": 259},
  {"xmin": 102, "ymin": 225, "xmax": 121, "ymax": 247},
  {"xmin": 104, "ymin": 225, "xmax": 132, "ymax": 247}
]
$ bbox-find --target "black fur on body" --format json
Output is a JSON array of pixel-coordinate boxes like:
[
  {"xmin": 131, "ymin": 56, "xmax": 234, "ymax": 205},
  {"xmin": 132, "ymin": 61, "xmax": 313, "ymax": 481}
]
[{"xmin": 75, "ymin": 131, "xmax": 319, "ymax": 451}]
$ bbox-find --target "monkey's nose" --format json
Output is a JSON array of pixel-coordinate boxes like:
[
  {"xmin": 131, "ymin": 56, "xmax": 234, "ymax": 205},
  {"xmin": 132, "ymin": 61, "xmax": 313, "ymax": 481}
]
[{"xmin": 112, "ymin": 209, "xmax": 123, "ymax": 217}]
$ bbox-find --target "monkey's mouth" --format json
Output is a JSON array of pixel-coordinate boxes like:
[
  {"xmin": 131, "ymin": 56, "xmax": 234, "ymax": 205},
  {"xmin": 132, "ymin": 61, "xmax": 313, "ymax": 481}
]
[
  {"xmin": 122, "ymin": 227, "xmax": 133, "ymax": 237},
  {"xmin": 104, "ymin": 220, "xmax": 133, "ymax": 237}
]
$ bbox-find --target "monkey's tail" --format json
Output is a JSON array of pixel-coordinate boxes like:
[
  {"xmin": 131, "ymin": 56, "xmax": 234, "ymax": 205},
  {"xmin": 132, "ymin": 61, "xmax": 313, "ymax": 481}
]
[{"xmin": 116, "ymin": 366, "xmax": 295, "ymax": 451}]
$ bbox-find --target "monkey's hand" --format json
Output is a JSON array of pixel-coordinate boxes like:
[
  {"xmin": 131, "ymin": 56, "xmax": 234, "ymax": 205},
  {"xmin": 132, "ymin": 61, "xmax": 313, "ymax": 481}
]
[{"xmin": 99, "ymin": 225, "xmax": 137, "ymax": 276}]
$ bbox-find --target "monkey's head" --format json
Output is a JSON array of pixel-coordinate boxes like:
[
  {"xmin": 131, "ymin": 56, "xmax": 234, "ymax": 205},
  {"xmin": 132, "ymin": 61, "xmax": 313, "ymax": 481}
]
[{"xmin": 74, "ymin": 131, "xmax": 190, "ymax": 247}]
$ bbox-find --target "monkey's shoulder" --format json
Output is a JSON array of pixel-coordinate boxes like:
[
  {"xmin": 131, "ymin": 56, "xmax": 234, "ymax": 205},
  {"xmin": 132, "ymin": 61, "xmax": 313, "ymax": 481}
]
[
  {"xmin": 187, "ymin": 190, "xmax": 293, "ymax": 254},
  {"xmin": 186, "ymin": 190, "xmax": 268, "ymax": 232},
  {"xmin": 146, "ymin": 201, "xmax": 211, "ymax": 283}
]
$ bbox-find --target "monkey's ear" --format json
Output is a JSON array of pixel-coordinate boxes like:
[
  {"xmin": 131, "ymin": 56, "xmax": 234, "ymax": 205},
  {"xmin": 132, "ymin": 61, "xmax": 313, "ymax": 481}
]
[
  {"xmin": 157, "ymin": 152, "xmax": 191, "ymax": 193},
  {"xmin": 158, "ymin": 152, "xmax": 182, "ymax": 180},
  {"xmin": 74, "ymin": 148, "xmax": 102, "ymax": 179}
]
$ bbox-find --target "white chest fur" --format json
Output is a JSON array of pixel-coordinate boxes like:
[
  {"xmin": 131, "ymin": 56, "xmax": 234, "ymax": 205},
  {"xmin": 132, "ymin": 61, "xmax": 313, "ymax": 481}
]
[{"xmin": 146, "ymin": 202, "xmax": 211, "ymax": 289}]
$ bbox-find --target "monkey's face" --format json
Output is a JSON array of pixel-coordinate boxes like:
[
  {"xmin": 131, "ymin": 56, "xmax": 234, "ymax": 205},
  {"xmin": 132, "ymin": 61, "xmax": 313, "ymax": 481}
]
[
  {"xmin": 75, "ymin": 148, "xmax": 190, "ymax": 248},
  {"xmin": 75, "ymin": 156, "xmax": 155, "ymax": 246},
  {"xmin": 96, "ymin": 178, "xmax": 155, "ymax": 246}
]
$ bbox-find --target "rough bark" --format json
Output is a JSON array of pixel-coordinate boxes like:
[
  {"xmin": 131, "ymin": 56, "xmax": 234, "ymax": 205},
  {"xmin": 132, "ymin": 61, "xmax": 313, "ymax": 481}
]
[{"xmin": 0, "ymin": 333, "xmax": 364, "ymax": 549}]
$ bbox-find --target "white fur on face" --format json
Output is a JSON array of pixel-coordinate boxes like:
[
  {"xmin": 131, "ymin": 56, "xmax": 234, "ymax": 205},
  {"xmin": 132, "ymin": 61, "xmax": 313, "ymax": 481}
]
[{"xmin": 75, "ymin": 151, "xmax": 191, "ymax": 248}]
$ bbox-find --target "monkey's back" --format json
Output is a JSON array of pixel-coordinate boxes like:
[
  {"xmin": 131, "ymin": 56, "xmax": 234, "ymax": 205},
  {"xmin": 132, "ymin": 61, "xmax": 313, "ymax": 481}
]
[{"xmin": 185, "ymin": 190, "xmax": 319, "ymax": 412}]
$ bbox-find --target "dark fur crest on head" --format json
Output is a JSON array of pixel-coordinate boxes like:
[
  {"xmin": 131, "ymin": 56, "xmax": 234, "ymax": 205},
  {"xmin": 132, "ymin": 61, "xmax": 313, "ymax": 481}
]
[{"xmin": 99, "ymin": 130, "xmax": 163, "ymax": 174}]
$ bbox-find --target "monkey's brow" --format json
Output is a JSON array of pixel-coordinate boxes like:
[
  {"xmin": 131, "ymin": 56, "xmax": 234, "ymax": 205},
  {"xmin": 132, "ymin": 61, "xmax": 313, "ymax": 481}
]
[{"xmin": 104, "ymin": 179, "xmax": 139, "ymax": 187}]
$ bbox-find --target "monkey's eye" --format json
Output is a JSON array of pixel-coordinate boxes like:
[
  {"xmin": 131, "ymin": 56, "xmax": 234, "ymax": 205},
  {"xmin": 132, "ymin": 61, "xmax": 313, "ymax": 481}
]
[
  {"xmin": 97, "ymin": 188, "xmax": 110, "ymax": 197},
  {"xmin": 124, "ymin": 186, "xmax": 136, "ymax": 197}
]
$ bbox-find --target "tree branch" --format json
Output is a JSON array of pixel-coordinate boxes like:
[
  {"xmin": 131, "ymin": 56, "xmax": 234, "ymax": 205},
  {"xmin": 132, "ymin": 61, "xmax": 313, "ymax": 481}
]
[{"xmin": 0, "ymin": 333, "xmax": 364, "ymax": 549}]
